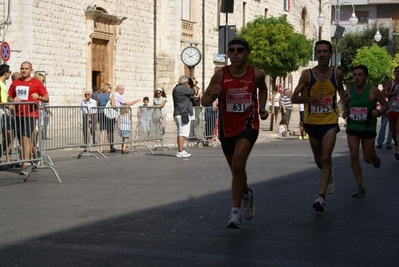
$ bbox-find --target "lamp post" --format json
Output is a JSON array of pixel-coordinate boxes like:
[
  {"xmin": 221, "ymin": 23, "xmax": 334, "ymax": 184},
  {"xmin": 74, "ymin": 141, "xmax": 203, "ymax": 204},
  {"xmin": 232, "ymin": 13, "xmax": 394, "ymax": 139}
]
[
  {"xmin": 374, "ymin": 30, "xmax": 382, "ymax": 42},
  {"xmin": 317, "ymin": 1, "xmax": 358, "ymax": 67}
]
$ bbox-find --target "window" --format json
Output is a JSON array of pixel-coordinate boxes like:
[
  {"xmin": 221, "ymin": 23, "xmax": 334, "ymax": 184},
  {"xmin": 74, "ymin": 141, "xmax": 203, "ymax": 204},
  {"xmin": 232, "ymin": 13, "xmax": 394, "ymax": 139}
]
[
  {"xmin": 182, "ymin": 0, "xmax": 191, "ymax": 21},
  {"xmin": 356, "ymin": 11, "xmax": 369, "ymax": 25}
]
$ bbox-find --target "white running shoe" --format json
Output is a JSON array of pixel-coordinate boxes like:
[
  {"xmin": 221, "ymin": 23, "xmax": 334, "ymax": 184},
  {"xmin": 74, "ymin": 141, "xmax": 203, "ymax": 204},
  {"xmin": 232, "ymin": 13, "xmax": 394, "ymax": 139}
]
[
  {"xmin": 312, "ymin": 196, "xmax": 325, "ymax": 212},
  {"xmin": 176, "ymin": 150, "xmax": 191, "ymax": 158},
  {"xmin": 226, "ymin": 211, "xmax": 241, "ymax": 229},
  {"xmin": 242, "ymin": 187, "xmax": 255, "ymax": 220},
  {"xmin": 326, "ymin": 167, "xmax": 335, "ymax": 194}
]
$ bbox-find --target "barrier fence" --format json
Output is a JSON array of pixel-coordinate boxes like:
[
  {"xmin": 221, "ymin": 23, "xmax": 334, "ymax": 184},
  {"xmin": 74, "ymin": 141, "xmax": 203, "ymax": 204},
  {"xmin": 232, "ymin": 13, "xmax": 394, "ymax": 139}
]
[
  {"xmin": 1, "ymin": 104, "xmax": 219, "ymax": 183},
  {"xmin": 0, "ymin": 102, "xmax": 61, "ymax": 183}
]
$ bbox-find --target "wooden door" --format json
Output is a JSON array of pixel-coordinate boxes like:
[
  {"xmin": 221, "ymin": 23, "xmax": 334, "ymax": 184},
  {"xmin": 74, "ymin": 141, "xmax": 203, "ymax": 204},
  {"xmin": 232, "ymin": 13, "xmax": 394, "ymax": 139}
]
[{"xmin": 91, "ymin": 38, "xmax": 109, "ymax": 84}]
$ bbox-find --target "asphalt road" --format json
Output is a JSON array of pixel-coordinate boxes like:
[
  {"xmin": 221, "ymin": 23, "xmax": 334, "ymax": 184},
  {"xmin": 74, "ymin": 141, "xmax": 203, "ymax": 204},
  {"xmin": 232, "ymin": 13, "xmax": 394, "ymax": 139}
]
[{"xmin": 1, "ymin": 126, "xmax": 398, "ymax": 267}]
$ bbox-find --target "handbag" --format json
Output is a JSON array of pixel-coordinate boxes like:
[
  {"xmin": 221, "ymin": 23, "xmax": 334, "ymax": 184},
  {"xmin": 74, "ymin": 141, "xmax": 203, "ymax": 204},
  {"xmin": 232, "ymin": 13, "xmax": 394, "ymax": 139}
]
[
  {"xmin": 181, "ymin": 113, "xmax": 189, "ymax": 124},
  {"xmin": 104, "ymin": 99, "xmax": 116, "ymax": 119}
]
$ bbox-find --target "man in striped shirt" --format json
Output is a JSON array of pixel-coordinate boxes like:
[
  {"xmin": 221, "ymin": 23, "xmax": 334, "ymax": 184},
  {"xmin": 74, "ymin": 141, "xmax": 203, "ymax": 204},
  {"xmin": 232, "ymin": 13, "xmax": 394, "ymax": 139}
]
[{"xmin": 281, "ymin": 88, "xmax": 293, "ymax": 130}]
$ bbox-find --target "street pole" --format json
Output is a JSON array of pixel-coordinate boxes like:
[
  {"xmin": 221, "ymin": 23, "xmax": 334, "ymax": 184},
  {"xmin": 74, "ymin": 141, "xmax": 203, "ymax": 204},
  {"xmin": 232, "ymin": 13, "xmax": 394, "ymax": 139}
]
[{"xmin": 225, "ymin": 13, "xmax": 229, "ymax": 66}]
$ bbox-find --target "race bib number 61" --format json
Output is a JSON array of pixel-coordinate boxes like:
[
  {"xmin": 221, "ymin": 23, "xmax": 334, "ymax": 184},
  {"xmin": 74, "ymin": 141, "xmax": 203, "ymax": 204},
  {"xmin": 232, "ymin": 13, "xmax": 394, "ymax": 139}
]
[{"xmin": 226, "ymin": 92, "xmax": 252, "ymax": 113}]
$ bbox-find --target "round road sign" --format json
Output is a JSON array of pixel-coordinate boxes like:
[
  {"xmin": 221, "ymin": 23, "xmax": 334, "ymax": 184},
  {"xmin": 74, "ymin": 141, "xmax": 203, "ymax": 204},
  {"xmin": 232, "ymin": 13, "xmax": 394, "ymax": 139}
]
[{"xmin": 1, "ymin": 42, "xmax": 11, "ymax": 62}]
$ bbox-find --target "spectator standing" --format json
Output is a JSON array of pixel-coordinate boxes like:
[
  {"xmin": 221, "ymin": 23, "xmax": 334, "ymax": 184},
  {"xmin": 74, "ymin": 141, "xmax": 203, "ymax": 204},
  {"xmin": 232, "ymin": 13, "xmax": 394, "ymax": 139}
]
[
  {"xmin": 291, "ymin": 40, "xmax": 350, "ymax": 212},
  {"xmin": 172, "ymin": 75, "xmax": 194, "ymax": 158},
  {"xmin": 278, "ymin": 118, "xmax": 288, "ymax": 137},
  {"xmin": 0, "ymin": 64, "xmax": 12, "ymax": 166},
  {"xmin": 81, "ymin": 91, "xmax": 97, "ymax": 145},
  {"xmin": 97, "ymin": 83, "xmax": 114, "ymax": 153},
  {"xmin": 33, "ymin": 73, "xmax": 51, "ymax": 140},
  {"xmin": 342, "ymin": 65, "xmax": 388, "ymax": 197},
  {"xmin": 153, "ymin": 88, "xmax": 167, "ymax": 139},
  {"xmin": 298, "ymin": 103, "xmax": 308, "ymax": 140},
  {"xmin": 201, "ymin": 37, "xmax": 268, "ymax": 229},
  {"xmin": 204, "ymin": 100, "xmax": 218, "ymax": 145},
  {"xmin": 382, "ymin": 66, "xmax": 399, "ymax": 160},
  {"xmin": 280, "ymin": 88, "xmax": 293, "ymax": 130},
  {"xmin": 8, "ymin": 61, "xmax": 49, "ymax": 175},
  {"xmin": 138, "ymin": 97, "xmax": 151, "ymax": 140},
  {"xmin": 376, "ymin": 101, "xmax": 392, "ymax": 149},
  {"xmin": 118, "ymin": 107, "xmax": 132, "ymax": 154},
  {"xmin": 273, "ymin": 90, "xmax": 281, "ymax": 128},
  {"xmin": 113, "ymin": 85, "xmax": 141, "ymax": 108},
  {"xmin": 91, "ymin": 86, "xmax": 100, "ymax": 101}
]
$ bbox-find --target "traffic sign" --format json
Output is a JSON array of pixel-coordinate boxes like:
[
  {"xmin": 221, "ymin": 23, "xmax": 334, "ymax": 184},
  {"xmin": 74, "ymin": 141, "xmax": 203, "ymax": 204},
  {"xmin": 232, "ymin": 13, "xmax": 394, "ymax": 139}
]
[{"xmin": 1, "ymin": 42, "xmax": 11, "ymax": 62}]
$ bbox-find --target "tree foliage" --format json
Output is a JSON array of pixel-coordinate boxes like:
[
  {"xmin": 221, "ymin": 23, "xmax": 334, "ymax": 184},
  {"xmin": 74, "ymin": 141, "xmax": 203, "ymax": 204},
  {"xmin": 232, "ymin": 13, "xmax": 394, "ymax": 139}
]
[
  {"xmin": 391, "ymin": 53, "xmax": 399, "ymax": 78},
  {"xmin": 336, "ymin": 25, "xmax": 399, "ymax": 85},
  {"xmin": 352, "ymin": 44, "xmax": 391, "ymax": 85},
  {"xmin": 237, "ymin": 15, "xmax": 313, "ymax": 91}
]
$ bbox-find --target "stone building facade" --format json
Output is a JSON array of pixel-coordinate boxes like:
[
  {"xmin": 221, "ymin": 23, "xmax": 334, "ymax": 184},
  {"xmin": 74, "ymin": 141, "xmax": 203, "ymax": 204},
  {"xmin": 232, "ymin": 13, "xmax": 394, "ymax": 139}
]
[{"xmin": 0, "ymin": 0, "xmax": 325, "ymax": 116}]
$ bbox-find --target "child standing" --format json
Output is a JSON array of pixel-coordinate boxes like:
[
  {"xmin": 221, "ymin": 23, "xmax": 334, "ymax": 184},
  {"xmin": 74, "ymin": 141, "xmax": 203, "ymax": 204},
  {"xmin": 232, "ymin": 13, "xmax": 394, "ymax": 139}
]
[
  {"xmin": 138, "ymin": 97, "xmax": 151, "ymax": 140},
  {"xmin": 117, "ymin": 107, "xmax": 132, "ymax": 154},
  {"xmin": 153, "ymin": 88, "xmax": 167, "ymax": 139},
  {"xmin": 278, "ymin": 117, "xmax": 288, "ymax": 137}
]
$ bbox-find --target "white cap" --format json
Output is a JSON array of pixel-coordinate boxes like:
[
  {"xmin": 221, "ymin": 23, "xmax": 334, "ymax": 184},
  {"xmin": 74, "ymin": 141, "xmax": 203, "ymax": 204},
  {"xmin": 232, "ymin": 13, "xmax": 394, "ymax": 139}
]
[{"xmin": 156, "ymin": 88, "xmax": 163, "ymax": 92}]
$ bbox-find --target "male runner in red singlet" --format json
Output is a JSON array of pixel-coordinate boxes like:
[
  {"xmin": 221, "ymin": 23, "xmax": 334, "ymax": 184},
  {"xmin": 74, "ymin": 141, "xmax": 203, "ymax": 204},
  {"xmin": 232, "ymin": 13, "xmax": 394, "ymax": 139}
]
[
  {"xmin": 202, "ymin": 37, "xmax": 268, "ymax": 229},
  {"xmin": 291, "ymin": 40, "xmax": 350, "ymax": 212}
]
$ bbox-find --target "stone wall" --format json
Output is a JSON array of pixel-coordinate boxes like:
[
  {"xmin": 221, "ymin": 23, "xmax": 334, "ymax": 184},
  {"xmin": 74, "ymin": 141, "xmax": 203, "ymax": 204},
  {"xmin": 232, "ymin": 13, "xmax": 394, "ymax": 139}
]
[{"xmin": 0, "ymin": 0, "xmax": 324, "ymax": 118}]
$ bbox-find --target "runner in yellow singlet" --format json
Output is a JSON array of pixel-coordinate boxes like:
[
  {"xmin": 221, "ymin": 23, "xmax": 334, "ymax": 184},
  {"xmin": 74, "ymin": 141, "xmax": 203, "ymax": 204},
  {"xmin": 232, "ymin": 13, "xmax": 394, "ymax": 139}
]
[{"xmin": 292, "ymin": 40, "xmax": 351, "ymax": 213}]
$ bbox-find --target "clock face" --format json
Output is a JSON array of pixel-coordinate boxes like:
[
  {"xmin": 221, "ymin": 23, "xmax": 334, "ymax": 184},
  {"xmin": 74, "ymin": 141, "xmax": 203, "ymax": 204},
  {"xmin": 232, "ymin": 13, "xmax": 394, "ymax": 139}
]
[{"xmin": 181, "ymin": 46, "xmax": 201, "ymax": 67}]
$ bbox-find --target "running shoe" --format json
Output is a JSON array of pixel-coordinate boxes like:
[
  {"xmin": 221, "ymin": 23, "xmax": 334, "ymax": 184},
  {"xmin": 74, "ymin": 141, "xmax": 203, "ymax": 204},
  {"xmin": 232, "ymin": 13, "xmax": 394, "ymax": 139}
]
[
  {"xmin": 226, "ymin": 211, "xmax": 241, "ymax": 229},
  {"xmin": 395, "ymin": 152, "xmax": 399, "ymax": 160},
  {"xmin": 386, "ymin": 144, "xmax": 393, "ymax": 149},
  {"xmin": 352, "ymin": 185, "xmax": 365, "ymax": 198},
  {"xmin": 176, "ymin": 150, "xmax": 191, "ymax": 158},
  {"xmin": 326, "ymin": 168, "xmax": 335, "ymax": 194},
  {"xmin": 312, "ymin": 196, "xmax": 325, "ymax": 212},
  {"xmin": 376, "ymin": 144, "xmax": 383, "ymax": 149},
  {"xmin": 19, "ymin": 165, "xmax": 28, "ymax": 175},
  {"xmin": 372, "ymin": 154, "xmax": 381, "ymax": 168},
  {"xmin": 242, "ymin": 187, "xmax": 255, "ymax": 220}
]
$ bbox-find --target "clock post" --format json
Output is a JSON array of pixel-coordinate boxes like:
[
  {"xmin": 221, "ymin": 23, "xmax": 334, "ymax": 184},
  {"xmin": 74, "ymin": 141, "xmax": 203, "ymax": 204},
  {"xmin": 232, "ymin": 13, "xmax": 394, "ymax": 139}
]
[{"xmin": 181, "ymin": 45, "xmax": 202, "ymax": 78}]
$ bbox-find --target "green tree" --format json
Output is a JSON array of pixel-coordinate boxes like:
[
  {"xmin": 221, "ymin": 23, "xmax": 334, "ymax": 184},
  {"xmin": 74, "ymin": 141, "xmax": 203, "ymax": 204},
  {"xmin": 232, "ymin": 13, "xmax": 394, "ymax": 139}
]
[
  {"xmin": 238, "ymin": 15, "xmax": 313, "ymax": 89},
  {"xmin": 352, "ymin": 44, "xmax": 391, "ymax": 86},
  {"xmin": 337, "ymin": 25, "xmax": 398, "ymax": 85},
  {"xmin": 390, "ymin": 53, "xmax": 399, "ymax": 77},
  {"xmin": 237, "ymin": 15, "xmax": 313, "ymax": 129}
]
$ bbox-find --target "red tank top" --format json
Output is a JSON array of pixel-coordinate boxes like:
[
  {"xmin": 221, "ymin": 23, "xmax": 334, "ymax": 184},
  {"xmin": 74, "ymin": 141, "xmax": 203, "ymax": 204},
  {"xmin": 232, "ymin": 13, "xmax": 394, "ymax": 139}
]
[{"xmin": 218, "ymin": 66, "xmax": 259, "ymax": 137}]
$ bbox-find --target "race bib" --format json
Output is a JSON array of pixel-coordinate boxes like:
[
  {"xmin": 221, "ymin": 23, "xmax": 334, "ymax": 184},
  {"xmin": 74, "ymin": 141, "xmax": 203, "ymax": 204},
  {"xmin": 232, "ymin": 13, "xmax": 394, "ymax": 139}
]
[
  {"xmin": 226, "ymin": 92, "xmax": 252, "ymax": 113},
  {"xmin": 349, "ymin": 107, "xmax": 368, "ymax": 121},
  {"xmin": 393, "ymin": 97, "xmax": 399, "ymax": 107},
  {"xmin": 16, "ymin": 85, "xmax": 30, "ymax": 101},
  {"xmin": 310, "ymin": 97, "xmax": 332, "ymax": 113}
]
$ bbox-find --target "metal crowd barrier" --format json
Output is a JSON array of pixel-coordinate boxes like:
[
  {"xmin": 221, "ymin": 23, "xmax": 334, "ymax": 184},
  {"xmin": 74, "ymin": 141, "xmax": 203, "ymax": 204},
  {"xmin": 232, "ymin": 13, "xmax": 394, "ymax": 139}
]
[
  {"xmin": 39, "ymin": 106, "xmax": 102, "ymax": 160},
  {"xmin": 91, "ymin": 106, "xmax": 141, "ymax": 155},
  {"xmin": 185, "ymin": 106, "xmax": 218, "ymax": 148},
  {"xmin": 202, "ymin": 106, "xmax": 219, "ymax": 147},
  {"xmin": 135, "ymin": 106, "xmax": 169, "ymax": 152},
  {"xmin": 0, "ymin": 102, "xmax": 61, "ymax": 183}
]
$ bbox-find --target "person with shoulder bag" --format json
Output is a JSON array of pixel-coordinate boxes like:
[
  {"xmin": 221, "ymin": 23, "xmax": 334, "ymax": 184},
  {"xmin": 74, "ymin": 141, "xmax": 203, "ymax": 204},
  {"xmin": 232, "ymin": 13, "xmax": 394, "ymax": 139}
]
[{"xmin": 172, "ymin": 75, "xmax": 194, "ymax": 158}]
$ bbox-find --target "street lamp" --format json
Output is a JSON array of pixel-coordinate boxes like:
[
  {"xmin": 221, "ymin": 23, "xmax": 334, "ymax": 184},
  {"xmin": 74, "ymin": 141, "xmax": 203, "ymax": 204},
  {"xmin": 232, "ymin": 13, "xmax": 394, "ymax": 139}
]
[
  {"xmin": 317, "ymin": 1, "xmax": 358, "ymax": 67},
  {"xmin": 374, "ymin": 30, "xmax": 382, "ymax": 42}
]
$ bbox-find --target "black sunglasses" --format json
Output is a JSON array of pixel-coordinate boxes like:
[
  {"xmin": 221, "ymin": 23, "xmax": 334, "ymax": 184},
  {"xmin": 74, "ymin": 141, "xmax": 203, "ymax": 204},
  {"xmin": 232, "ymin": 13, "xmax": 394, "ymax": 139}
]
[{"xmin": 228, "ymin": 47, "xmax": 247, "ymax": 53}]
